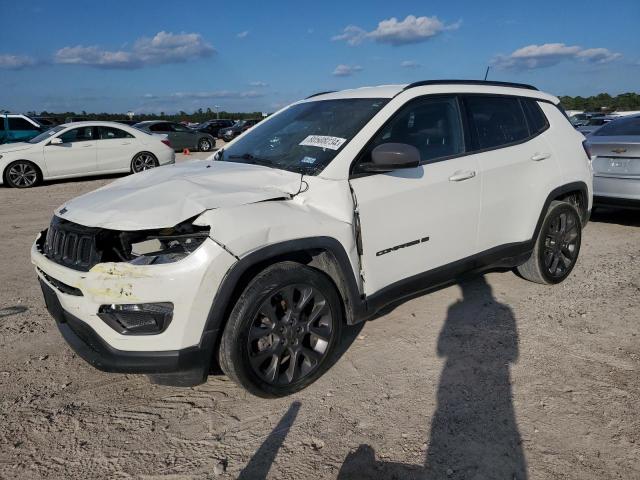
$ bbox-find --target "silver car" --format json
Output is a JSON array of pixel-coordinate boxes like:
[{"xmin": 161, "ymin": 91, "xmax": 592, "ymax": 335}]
[{"xmin": 587, "ymin": 115, "xmax": 640, "ymax": 209}]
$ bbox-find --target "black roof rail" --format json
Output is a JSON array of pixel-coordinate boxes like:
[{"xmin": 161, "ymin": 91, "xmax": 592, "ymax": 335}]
[
  {"xmin": 305, "ymin": 90, "xmax": 336, "ymax": 99},
  {"xmin": 403, "ymin": 80, "xmax": 538, "ymax": 91}
]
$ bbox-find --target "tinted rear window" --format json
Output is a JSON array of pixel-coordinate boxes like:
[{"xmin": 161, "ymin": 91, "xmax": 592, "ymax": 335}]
[
  {"xmin": 8, "ymin": 117, "xmax": 39, "ymax": 131},
  {"xmin": 594, "ymin": 116, "xmax": 640, "ymax": 136},
  {"xmin": 464, "ymin": 96, "xmax": 529, "ymax": 150}
]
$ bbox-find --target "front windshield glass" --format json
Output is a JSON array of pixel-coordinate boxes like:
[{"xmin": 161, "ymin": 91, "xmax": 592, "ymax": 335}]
[
  {"xmin": 220, "ymin": 98, "xmax": 388, "ymax": 175},
  {"xmin": 28, "ymin": 125, "xmax": 65, "ymax": 143}
]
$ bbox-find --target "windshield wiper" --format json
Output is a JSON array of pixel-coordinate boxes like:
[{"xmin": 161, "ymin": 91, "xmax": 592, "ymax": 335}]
[{"xmin": 227, "ymin": 153, "xmax": 275, "ymax": 168}]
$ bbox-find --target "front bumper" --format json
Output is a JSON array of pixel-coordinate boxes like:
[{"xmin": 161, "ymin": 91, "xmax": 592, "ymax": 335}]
[{"xmin": 32, "ymin": 231, "xmax": 237, "ymax": 376}]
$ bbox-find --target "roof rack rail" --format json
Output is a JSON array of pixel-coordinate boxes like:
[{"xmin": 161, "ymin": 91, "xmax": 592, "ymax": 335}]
[
  {"xmin": 305, "ymin": 90, "xmax": 336, "ymax": 99},
  {"xmin": 403, "ymin": 80, "xmax": 538, "ymax": 91}
]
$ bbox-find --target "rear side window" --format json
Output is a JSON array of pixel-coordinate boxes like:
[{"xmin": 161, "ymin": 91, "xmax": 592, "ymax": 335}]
[
  {"xmin": 521, "ymin": 99, "xmax": 549, "ymax": 135},
  {"xmin": 99, "ymin": 126, "xmax": 134, "ymax": 139},
  {"xmin": 464, "ymin": 96, "xmax": 529, "ymax": 150},
  {"xmin": 594, "ymin": 116, "xmax": 640, "ymax": 136},
  {"xmin": 8, "ymin": 117, "xmax": 39, "ymax": 131}
]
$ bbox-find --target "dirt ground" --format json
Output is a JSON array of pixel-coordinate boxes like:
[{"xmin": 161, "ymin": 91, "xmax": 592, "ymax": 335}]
[{"xmin": 0, "ymin": 153, "xmax": 639, "ymax": 479}]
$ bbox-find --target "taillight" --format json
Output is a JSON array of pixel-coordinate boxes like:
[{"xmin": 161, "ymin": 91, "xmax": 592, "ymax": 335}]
[
  {"xmin": 161, "ymin": 139, "xmax": 171, "ymax": 148},
  {"xmin": 582, "ymin": 140, "xmax": 592, "ymax": 160}
]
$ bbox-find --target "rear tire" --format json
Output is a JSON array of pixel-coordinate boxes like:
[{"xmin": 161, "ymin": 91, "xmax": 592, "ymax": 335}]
[
  {"xmin": 131, "ymin": 152, "xmax": 158, "ymax": 173},
  {"xmin": 218, "ymin": 261, "xmax": 343, "ymax": 398},
  {"xmin": 516, "ymin": 201, "xmax": 582, "ymax": 284},
  {"xmin": 198, "ymin": 137, "xmax": 213, "ymax": 152}
]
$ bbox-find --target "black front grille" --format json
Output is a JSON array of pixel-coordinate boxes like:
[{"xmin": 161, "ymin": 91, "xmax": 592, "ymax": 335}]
[{"xmin": 42, "ymin": 217, "xmax": 102, "ymax": 271}]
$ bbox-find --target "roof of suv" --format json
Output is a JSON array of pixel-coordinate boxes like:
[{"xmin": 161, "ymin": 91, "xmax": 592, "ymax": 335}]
[{"xmin": 304, "ymin": 80, "xmax": 558, "ymax": 104}]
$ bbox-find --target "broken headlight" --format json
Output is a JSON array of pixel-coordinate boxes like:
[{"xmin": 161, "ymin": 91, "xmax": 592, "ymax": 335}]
[{"xmin": 128, "ymin": 230, "xmax": 209, "ymax": 265}]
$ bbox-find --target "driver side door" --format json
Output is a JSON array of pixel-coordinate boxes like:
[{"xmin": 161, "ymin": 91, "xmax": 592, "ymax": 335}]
[
  {"xmin": 43, "ymin": 126, "xmax": 97, "ymax": 177},
  {"xmin": 349, "ymin": 95, "xmax": 481, "ymax": 296}
]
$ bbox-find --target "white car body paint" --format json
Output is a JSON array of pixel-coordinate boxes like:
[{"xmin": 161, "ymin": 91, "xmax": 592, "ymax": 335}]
[
  {"xmin": 0, "ymin": 121, "xmax": 174, "ymax": 185},
  {"xmin": 31, "ymin": 82, "xmax": 593, "ymax": 371}
]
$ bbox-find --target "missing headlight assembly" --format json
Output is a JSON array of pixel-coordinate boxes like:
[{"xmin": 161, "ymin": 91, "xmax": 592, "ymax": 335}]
[{"xmin": 41, "ymin": 216, "xmax": 210, "ymax": 270}]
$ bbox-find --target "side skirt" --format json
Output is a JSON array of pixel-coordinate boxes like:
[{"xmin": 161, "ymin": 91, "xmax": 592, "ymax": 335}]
[{"xmin": 359, "ymin": 241, "xmax": 532, "ymax": 321}]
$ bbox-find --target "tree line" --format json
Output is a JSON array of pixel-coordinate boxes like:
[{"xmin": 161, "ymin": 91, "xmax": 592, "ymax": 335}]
[
  {"xmin": 558, "ymin": 92, "xmax": 640, "ymax": 112},
  {"xmin": 16, "ymin": 108, "xmax": 265, "ymax": 123}
]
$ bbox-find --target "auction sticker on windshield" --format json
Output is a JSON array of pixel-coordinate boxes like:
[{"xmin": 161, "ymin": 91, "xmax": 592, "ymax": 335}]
[{"xmin": 299, "ymin": 135, "xmax": 347, "ymax": 151}]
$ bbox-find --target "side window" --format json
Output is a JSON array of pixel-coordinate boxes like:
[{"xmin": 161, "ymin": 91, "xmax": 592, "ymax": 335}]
[
  {"xmin": 172, "ymin": 123, "xmax": 189, "ymax": 132},
  {"xmin": 521, "ymin": 99, "xmax": 549, "ymax": 135},
  {"xmin": 98, "ymin": 126, "xmax": 134, "ymax": 139},
  {"xmin": 150, "ymin": 123, "xmax": 170, "ymax": 132},
  {"xmin": 464, "ymin": 96, "xmax": 529, "ymax": 150},
  {"xmin": 58, "ymin": 127, "xmax": 94, "ymax": 144},
  {"xmin": 8, "ymin": 118, "xmax": 39, "ymax": 131},
  {"xmin": 358, "ymin": 96, "xmax": 464, "ymax": 168}
]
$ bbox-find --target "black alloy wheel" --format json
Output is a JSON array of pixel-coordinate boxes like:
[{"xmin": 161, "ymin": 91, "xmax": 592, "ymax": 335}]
[
  {"xmin": 218, "ymin": 262, "xmax": 343, "ymax": 397},
  {"xmin": 247, "ymin": 283, "xmax": 334, "ymax": 385},
  {"xmin": 543, "ymin": 208, "xmax": 580, "ymax": 279}
]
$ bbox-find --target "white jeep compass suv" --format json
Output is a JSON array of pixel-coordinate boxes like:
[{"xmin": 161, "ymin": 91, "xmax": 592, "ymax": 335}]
[{"xmin": 32, "ymin": 80, "xmax": 593, "ymax": 397}]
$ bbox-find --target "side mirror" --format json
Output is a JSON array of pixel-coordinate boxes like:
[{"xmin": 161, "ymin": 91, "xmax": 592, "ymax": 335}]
[
  {"xmin": 50, "ymin": 137, "xmax": 63, "ymax": 145},
  {"xmin": 360, "ymin": 143, "xmax": 421, "ymax": 172}
]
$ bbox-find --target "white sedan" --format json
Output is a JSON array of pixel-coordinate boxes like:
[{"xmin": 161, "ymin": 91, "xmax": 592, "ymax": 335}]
[{"xmin": 0, "ymin": 121, "xmax": 175, "ymax": 188}]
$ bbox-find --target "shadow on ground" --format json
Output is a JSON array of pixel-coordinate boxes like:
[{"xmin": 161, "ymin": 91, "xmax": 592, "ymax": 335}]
[
  {"xmin": 242, "ymin": 276, "xmax": 528, "ymax": 479},
  {"xmin": 0, "ymin": 305, "xmax": 28, "ymax": 319}
]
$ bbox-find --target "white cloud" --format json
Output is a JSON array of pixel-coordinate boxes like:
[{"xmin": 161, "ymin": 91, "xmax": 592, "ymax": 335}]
[
  {"xmin": 0, "ymin": 54, "xmax": 37, "ymax": 69},
  {"xmin": 249, "ymin": 81, "xmax": 268, "ymax": 87},
  {"xmin": 333, "ymin": 15, "xmax": 460, "ymax": 47},
  {"xmin": 493, "ymin": 43, "xmax": 622, "ymax": 69},
  {"xmin": 400, "ymin": 60, "xmax": 421, "ymax": 68},
  {"xmin": 237, "ymin": 31, "xmax": 249, "ymax": 39},
  {"xmin": 332, "ymin": 64, "xmax": 362, "ymax": 77},
  {"xmin": 54, "ymin": 31, "xmax": 215, "ymax": 69}
]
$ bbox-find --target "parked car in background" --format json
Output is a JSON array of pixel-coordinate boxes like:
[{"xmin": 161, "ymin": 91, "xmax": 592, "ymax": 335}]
[
  {"xmin": 0, "ymin": 114, "xmax": 44, "ymax": 144},
  {"xmin": 569, "ymin": 112, "xmax": 590, "ymax": 127},
  {"xmin": 587, "ymin": 114, "xmax": 640, "ymax": 209},
  {"xmin": 0, "ymin": 121, "xmax": 174, "ymax": 188},
  {"xmin": 218, "ymin": 118, "xmax": 261, "ymax": 141},
  {"xmin": 134, "ymin": 120, "xmax": 216, "ymax": 151},
  {"xmin": 32, "ymin": 80, "xmax": 592, "ymax": 397},
  {"xmin": 577, "ymin": 115, "xmax": 616, "ymax": 136},
  {"xmin": 194, "ymin": 119, "xmax": 234, "ymax": 139},
  {"xmin": 33, "ymin": 117, "xmax": 61, "ymax": 127}
]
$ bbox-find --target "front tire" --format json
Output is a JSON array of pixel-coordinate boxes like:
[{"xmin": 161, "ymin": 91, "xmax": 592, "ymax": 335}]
[
  {"xmin": 4, "ymin": 160, "xmax": 41, "ymax": 188},
  {"xmin": 219, "ymin": 262, "xmax": 343, "ymax": 398},
  {"xmin": 516, "ymin": 201, "xmax": 582, "ymax": 284},
  {"xmin": 131, "ymin": 152, "xmax": 158, "ymax": 173}
]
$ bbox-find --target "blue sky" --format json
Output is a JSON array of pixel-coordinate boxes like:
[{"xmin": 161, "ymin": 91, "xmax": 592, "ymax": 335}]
[{"xmin": 1, "ymin": 0, "xmax": 639, "ymax": 114}]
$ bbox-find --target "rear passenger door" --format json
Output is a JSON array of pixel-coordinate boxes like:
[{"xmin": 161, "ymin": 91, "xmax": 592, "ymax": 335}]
[
  {"xmin": 463, "ymin": 95, "xmax": 559, "ymax": 250},
  {"xmin": 350, "ymin": 95, "xmax": 481, "ymax": 296},
  {"xmin": 96, "ymin": 126, "xmax": 137, "ymax": 171}
]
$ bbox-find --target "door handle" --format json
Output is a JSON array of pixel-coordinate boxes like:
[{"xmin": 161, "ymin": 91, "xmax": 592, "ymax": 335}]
[
  {"xmin": 448, "ymin": 170, "xmax": 476, "ymax": 182},
  {"xmin": 82, "ymin": 144, "xmax": 93, "ymax": 147},
  {"xmin": 120, "ymin": 142, "xmax": 131, "ymax": 145},
  {"xmin": 531, "ymin": 152, "xmax": 551, "ymax": 161}
]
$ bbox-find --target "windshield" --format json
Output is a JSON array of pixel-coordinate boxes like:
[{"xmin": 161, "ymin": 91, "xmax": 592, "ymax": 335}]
[
  {"xmin": 220, "ymin": 98, "xmax": 388, "ymax": 175},
  {"xmin": 28, "ymin": 125, "xmax": 66, "ymax": 143}
]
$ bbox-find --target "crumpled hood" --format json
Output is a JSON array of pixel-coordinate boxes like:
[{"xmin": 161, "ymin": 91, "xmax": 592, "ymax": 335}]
[
  {"xmin": 0, "ymin": 142, "xmax": 33, "ymax": 154},
  {"xmin": 55, "ymin": 160, "xmax": 303, "ymax": 230}
]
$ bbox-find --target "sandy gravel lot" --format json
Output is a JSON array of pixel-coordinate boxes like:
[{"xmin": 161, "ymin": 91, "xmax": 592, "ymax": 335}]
[{"xmin": 0, "ymin": 153, "xmax": 639, "ymax": 479}]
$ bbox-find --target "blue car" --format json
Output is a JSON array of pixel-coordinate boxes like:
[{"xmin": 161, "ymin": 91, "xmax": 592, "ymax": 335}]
[{"xmin": 0, "ymin": 114, "xmax": 44, "ymax": 144}]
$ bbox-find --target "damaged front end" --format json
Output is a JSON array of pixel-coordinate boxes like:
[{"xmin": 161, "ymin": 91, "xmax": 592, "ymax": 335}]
[{"xmin": 39, "ymin": 215, "xmax": 211, "ymax": 271}]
